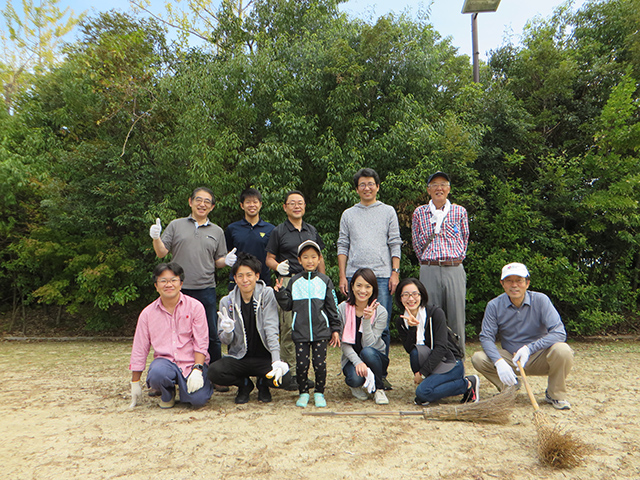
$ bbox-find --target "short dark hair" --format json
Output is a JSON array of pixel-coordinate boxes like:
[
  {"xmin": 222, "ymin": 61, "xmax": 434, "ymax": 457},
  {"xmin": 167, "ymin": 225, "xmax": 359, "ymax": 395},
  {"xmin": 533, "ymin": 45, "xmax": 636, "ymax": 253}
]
[
  {"xmin": 153, "ymin": 262, "xmax": 185, "ymax": 283},
  {"xmin": 346, "ymin": 268, "xmax": 379, "ymax": 306},
  {"xmin": 191, "ymin": 187, "xmax": 215, "ymax": 205},
  {"xmin": 240, "ymin": 188, "xmax": 262, "ymax": 203},
  {"xmin": 231, "ymin": 252, "xmax": 262, "ymax": 276},
  {"xmin": 394, "ymin": 278, "xmax": 429, "ymax": 309},
  {"xmin": 284, "ymin": 190, "xmax": 306, "ymax": 204},
  {"xmin": 353, "ymin": 168, "xmax": 380, "ymax": 189}
]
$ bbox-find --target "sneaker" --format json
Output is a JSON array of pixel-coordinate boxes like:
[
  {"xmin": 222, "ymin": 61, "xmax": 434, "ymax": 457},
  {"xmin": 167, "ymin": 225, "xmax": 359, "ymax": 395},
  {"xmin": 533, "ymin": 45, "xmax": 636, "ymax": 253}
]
[
  {"xmin": 545, "ymin": 390, "xmax": 571, "ymax": 410},
  {"xmin": 285, "ymin": 375, "xmax": 299, "ymax": 391},
  {"xmin": 350, "ymin": 386, "xmax": 369, "ymax": 401},
  {"xmin": 382, "ymin": 377, "xmax": 393, "ymax": 391},
  {"xmin": 314, "ymin": 392, "xmax": 327, "ymax": 408},
  {"xmin": 296, "ymin": 393, "xmax": 310, "ymax": 408},
  {"xmin": 214, "ymin": 384, "xmax": 230, "ymax": 393},
  {"xmin": 414, "ymin": 397, "xmax": 430, "ymax": 406},
  {"xmin": 159, "ymin": 390, "xmax": 176, "ymax": 409},
  {"xmin": 461, "ymin": 375, "xmax": 480, "ymax": 404},
  {"xmin": 257, "ymin": 378, "xmax": 272, "ymax": 403},
  {"xmin": 234, "ymin": 378, "xmax": 254, "ymax": 404},
  {"xmin": 374, "ymin": 390, "xmax": 389, "ymax": 405}
]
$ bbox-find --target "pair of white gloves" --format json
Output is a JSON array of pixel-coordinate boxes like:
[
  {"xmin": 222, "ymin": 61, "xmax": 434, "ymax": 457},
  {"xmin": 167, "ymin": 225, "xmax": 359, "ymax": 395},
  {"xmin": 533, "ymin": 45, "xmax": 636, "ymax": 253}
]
[
  {"xmin": 129, "ymin": 365, "xmax": 206, "ymax": 409},
  {"xmin": 495, "ymin": 345, "xmax": 530, "ymax": 386},
  {"xmin": 149, "ymin": 218, "xmax": 237, "ymax": 266}
]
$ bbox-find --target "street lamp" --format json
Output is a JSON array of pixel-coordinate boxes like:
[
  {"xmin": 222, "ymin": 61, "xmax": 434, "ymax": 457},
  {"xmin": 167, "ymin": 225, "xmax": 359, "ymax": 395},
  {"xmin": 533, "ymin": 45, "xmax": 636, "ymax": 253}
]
[{"xmin": 462, "ymin": 0, "xmax": 501, "ymax": 83}]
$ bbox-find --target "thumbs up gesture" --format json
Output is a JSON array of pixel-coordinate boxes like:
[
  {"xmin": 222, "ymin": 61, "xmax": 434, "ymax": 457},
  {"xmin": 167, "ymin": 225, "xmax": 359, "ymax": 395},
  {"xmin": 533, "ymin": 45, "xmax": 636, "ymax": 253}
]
[
  {"xmin": 149, "ymin": 218, "xmax": 162, "ymax": 239},
  {"xmin": 225, "ymin": 247, "xmax": 238, "ymax": 267}
]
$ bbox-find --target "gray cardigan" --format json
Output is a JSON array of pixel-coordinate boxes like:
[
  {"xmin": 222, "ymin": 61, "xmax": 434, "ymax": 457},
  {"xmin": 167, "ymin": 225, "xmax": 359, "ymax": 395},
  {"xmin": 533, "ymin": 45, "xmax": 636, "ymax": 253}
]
[
  {"xmin": 218, "ymin": 280, "xmax": 281, "ymax": 363},
  {"xmin": 338, "ymin": 301, "xmax": 388, "ymax": 369}
]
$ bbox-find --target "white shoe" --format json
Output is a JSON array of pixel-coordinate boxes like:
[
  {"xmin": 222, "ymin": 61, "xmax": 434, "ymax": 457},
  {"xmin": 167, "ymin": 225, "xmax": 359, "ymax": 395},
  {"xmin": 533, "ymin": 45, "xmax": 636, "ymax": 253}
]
[
  {"xmin": 350, "ymin": 386, "xmax": 368, "ymax": 401},
  {"xmin": 374, "ymin": 390, "xmax": 389, "ymax": 405}
]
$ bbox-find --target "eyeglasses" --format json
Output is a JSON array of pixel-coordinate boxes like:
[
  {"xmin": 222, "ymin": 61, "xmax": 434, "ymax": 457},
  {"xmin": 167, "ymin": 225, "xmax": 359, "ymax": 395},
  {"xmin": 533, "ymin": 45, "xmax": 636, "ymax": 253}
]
[
  {"xmin": 428, "ymin": 183, "xmax": 450, "ymax": 188},
  {"xmin": 157, "ymin": 277, "xmax": 181, "ymax": 285},
  {"xmin": 503, "ymin": 278, "xmax": 527, "ymax": 285},
  {"xmin": 358, "ymin": 182, "xmax": 377, "ymax": 189},
  {"xmin": 193, "ymin": 197, "xmax": 213, "ymax": 206},
  {"xmin": 285, "ymin": 201, "xmax": 305, "ymax": 207},
  {"xmin": 401, "ymin": 291, "xmax": 421, "ymax": 299}
]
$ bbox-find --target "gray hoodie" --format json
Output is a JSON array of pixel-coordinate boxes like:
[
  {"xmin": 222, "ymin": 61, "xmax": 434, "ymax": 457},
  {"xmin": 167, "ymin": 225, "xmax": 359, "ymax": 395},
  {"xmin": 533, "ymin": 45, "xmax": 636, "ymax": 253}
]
[
  {"xmin": 218, "ymin": 280, "xmax": 281, "ymax": 363},
  {"xmin": 337, "ymin": 201, "xmax": 402, "ymax": 278}
]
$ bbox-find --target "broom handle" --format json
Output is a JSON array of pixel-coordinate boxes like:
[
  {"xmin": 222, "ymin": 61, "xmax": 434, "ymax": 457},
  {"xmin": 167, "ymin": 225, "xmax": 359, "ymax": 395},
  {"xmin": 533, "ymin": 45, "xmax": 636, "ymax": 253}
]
[
  {"xmin": 302, "ymin": 411, "xmax": 424, "ymax": 417},
  {"xmin": 517, "ymin": 360, "xmax": 540, "ymax": 411}
]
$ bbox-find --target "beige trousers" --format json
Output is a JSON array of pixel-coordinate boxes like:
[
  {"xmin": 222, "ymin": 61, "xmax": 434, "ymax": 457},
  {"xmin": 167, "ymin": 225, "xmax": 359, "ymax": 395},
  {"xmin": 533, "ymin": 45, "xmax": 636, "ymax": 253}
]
[{"xmin": 471, "ymin": 343, "xmax": 574, "ymax": 400}]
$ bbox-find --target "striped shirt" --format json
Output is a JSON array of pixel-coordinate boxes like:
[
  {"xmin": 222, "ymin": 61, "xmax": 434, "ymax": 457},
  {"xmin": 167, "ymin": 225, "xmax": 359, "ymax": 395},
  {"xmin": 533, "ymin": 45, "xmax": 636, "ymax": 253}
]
[{"xmin": 412, "ymin": 203, "xmax": 469, "ymax": 261}]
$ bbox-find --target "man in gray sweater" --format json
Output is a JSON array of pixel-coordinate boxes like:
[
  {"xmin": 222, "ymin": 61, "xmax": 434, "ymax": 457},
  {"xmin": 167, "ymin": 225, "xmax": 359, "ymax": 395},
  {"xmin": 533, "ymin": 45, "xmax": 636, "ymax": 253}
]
[{"xmin": 337, "ymin": 168, "xmax": 402, "ymax": 387}]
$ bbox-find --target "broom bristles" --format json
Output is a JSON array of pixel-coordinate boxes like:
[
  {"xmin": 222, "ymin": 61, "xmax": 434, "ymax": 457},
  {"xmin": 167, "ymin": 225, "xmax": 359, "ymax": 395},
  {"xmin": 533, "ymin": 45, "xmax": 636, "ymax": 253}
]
[
  {"xmin": 422, "ymin": 385, "xmax": 517, "ymax": 424},
  {"xmin": 531, "ymin": 411, "xmax": 590, "ymax": 469}
]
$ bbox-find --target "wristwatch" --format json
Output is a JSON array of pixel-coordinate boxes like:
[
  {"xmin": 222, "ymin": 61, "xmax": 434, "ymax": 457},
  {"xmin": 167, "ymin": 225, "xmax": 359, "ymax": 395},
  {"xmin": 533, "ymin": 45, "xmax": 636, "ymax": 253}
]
[
  {"xmin": 392, "ymin": 268, "xmax": 400, "ymax": 273},
  {"xmin": 193, "ymin": 363, "xmax": 204, "ymax": 371}
]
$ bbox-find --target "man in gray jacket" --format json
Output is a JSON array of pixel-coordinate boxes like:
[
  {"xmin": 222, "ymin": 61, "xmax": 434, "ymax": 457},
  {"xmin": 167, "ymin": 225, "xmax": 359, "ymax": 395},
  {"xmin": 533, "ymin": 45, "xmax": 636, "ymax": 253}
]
[
  {"xmin": 208, "ymin": 253, "xmax": 290, "ymax": 404},
  {"xmin": 337, "ymin": 168, "xmax": 402, "ymax": 387}
]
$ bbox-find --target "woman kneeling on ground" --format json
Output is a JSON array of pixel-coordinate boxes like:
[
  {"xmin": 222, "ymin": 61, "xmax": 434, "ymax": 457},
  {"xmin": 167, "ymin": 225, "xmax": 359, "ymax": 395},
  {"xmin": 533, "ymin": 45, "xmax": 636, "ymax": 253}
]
[
  {"xmin": 338, "ymin": 268, "xmax": 390, "ymax": 405},
  {"xmin": 395, "ymin": 278, "xmax": 478, "ymax": 406}
]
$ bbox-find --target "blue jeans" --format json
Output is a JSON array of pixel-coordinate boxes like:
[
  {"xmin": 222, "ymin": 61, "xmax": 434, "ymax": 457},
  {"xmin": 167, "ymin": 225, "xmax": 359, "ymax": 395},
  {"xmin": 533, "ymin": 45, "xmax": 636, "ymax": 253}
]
[
  {"xmin": 182, "ymin": 287, "xmax": 221, "ymax": 362},
  {"xmin": 413, "ymin": 357, "xmax": 467, "ymax": 404},
  {"xmin": 147, "ymin": 358, "xmax": 213, "ymax": 407},
  {"xmin": 347, "ymin": 276, "xmax": 392, "ymax": 358},
  {"xmin": 342, "ymin": 347, "xmax": 390, "ymax": 390}
]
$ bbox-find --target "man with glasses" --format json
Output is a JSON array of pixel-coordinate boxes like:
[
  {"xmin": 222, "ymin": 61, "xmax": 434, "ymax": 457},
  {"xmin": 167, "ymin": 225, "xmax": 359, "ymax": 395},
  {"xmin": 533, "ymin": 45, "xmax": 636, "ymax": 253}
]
[
  {"xmin": 471, "ymin": 263, "xmax": 574, "ymax": 410},
  {"xmin": 149, "ymin": 187, "xmax": 236, "ymax": 369},
  {"xmin": 337, "ymin": 168, "xmax": 402, "ymax": 389},
  {"xmin": 225, "ymin": 188, "xmax": 275, "ymax": 290},
  {"xmin": 411, "ymin": 171, "xmax": 469, "ymax": 353},
  {"xmin": 129, "ymin": 262, "xmax": 214, "ymax": 409},
  {"xmin": 265, "ymin": 190, "xmax": 325, "ymax": 388}
]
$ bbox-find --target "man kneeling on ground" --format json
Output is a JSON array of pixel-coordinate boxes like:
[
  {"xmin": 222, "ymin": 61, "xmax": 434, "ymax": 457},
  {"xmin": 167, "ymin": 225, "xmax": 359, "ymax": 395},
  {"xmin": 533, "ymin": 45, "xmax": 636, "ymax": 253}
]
[
  {"xmin": 208, "ymin": 252, "xmax": 291, "ymax": 404},
  {"xmin": 129, "ymin": 262, "xmax": 213, "ymax": 409}
]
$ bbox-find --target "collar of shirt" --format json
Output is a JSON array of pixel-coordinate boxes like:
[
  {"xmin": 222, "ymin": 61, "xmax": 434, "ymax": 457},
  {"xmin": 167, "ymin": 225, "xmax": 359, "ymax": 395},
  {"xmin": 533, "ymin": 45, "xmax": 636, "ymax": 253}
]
[
  {"xmin": 188, "ymin": 215, "xmax": 210, "ymax": 229},
  {"xmin": 153, "ymin": 292, "xmax": 186, "ymax": 314},
  {"xmin": 284, "ymin": 218, "xmax": 310, "ymax": 232},
  {"xmin": 500, "ymin": 290, "xmax": 532, "ymax": 310},
  {"xmin": 239, "ymin": 217, "xmax": 267, "ymax": 228}
]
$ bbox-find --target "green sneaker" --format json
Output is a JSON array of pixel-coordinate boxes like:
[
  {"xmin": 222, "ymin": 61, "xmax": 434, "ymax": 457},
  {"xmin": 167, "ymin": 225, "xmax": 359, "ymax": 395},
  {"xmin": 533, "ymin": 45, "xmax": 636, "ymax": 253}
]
[
  {"xmin": 314, "ymin": 392, "xmax": 327, "ymax": 408},
  {"xmin": 296, "ymin": 393, "xmax": 310, "ymax": 408}
]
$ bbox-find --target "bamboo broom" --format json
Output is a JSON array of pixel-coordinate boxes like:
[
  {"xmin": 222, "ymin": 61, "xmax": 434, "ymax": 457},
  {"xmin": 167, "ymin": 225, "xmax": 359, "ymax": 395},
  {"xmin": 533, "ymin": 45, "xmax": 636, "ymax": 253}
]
[
  {"xmin": 517, "ymin": 360, "xmax": 590, "ymax": 468},
  {"xmin": 303, "ymin": 385, "xmax": 517, "ymax": 424}
]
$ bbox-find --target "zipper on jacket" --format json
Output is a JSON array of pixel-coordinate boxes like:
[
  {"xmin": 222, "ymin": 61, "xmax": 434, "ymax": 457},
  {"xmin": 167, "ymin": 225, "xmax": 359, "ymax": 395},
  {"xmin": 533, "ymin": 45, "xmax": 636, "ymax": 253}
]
[{"xmin": 308, "ymin": 271, "xmax": 313, "ymax": 341}]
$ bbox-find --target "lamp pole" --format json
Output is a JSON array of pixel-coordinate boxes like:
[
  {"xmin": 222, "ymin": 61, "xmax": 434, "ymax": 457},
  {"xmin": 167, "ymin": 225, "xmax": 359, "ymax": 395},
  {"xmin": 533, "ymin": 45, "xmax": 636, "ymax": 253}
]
[{"xmin": 462, "ymin": 0, "xmax": 501, "ymax": 83}]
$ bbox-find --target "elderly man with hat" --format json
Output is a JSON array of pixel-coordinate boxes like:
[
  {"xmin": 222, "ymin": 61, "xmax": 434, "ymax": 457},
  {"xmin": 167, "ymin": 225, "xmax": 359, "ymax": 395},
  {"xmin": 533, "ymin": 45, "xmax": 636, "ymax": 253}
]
[
  {"xmin": 471, "ymin": 262, "xmax": 574, "ymax": 410},
  {"xmin": 411, "ymin": 171, "xmax": 469, "ymax": 352}
]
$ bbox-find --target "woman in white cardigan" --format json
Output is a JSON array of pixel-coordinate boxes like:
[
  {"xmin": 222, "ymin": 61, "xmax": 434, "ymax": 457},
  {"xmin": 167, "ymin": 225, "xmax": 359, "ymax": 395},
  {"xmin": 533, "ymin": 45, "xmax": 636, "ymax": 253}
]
[{"xmin": 338, "ymin": 268, "xmax": 390, "ymax": 405}]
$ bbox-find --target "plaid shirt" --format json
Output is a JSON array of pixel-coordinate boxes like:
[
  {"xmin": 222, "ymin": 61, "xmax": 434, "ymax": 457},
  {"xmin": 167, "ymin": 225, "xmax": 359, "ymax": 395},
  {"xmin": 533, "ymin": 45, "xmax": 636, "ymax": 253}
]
[{"xmin": 412, "ymin": 203, "xmax": 469, "ymax": 261}]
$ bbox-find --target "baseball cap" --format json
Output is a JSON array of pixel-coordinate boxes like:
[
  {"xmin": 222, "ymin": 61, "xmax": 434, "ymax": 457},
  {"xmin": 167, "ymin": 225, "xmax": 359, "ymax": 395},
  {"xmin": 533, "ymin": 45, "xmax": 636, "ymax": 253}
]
[
  {"xmin": 501, "ymin": 262, "xmax": 530, "ymax": 280},
  {"xmin": 297, "ymin": 240, "xmax": 322, "ymax": 256},
  {"xmin": 427, "ymin": 171, "xmax": 450, "ymax": 185}
]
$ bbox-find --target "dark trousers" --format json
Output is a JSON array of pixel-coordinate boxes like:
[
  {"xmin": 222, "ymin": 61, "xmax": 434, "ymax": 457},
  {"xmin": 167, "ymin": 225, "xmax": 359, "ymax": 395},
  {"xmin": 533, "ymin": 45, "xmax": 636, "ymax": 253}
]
[
  {"xmin": 207, "ymin": 356, "xmax": 291, "ymax": 389},
  {"xmin": 182, "ymin": 287, "xmax": 221, "ymax": 362},
  {"xmin": 296, "ymin": 340, "xmax": 328, "ymax": 394}
]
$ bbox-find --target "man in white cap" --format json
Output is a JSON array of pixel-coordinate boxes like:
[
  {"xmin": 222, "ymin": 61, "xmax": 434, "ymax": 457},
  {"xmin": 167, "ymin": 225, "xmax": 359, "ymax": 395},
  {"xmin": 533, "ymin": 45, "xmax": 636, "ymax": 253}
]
[{"xmin": 471, "ymin": 262, "xmax": 574, "ymax": 410}]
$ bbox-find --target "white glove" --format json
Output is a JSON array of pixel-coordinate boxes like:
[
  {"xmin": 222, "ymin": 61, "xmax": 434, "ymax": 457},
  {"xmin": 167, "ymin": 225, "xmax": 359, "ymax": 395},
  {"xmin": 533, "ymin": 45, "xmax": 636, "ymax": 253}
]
[
  {"xmin": 218, "ymin": 309, "xmax": 235, "ymax": 334},
  {"xmin": 495, "ymin": 358, "xmax": 518, "ymax": 386},
  {"xmin": 513, "ymin": 345, "xmax": 530, "ymax": 371},
  {"xmin": 276, "ymin": 260, "xmax": 290, "ymax": 276},
  {"xmin": 363, "ymin": 368, "xmax": 376, "ymax": 394},
  {"xmin": 225, "ymin": 248, "xmax": 237, "ymax": 267},
  {"xmin": 129, "ymin": 381, "xmax": 142, "ymax": 409},
  {"xmin": 187, "ymin": 368, "xmax": 204, "ymax": 393},
  {"xmin": 149, "ymin": 218, "xmax": 162, "ymax": 239},
  {"xmin": 266, "ymin": 360, "xmax": 290, "ymax": 386}
]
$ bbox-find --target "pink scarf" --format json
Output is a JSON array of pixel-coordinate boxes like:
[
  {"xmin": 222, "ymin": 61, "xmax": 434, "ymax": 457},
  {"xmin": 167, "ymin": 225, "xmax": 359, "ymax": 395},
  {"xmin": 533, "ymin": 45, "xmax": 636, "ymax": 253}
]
[{"xmin": 342, "ymin": 303, "xmax": 376, "ymax": 344}]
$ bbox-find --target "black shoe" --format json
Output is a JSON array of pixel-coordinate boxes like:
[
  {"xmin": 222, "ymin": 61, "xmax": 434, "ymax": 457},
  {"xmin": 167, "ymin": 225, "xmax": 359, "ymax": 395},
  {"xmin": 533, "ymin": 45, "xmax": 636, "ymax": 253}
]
[
  {"xmin": 285, "ymin": 375, "xmax": 299, "ymax": 391},
  {"xmin": 257, "ymin": 378, "xmax": 272, "ymax": 403},
  {"xmin": 235, "ymin": 378, "xmax": 254, "ymax": 404},
  {"xmin": 148, "ymin": 388, "xmax": 160, "ymax": 397},
  {"xmin": 307, "ymin": 378, "xmax": 315, "ymax": 389},
  {"xmin": 461, "ymin": 375, "xmax": 480, "ymax": 404},
  {"xmin": 214, "ymin": 384, "xmax": 230, "ymax": 393},
  {"xmin": 382, "ymin": 377, "xmax": 393, "ymax": 391},
  {"xmin": 414, "ymin": 397, "xmax": 430, "ymax": 406}
]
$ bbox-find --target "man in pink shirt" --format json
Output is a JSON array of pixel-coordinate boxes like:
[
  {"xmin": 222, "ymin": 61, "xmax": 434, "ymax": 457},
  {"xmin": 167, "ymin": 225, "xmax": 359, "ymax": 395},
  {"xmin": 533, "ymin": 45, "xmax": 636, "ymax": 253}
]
[{"xmin": 129, "ymin": 262, "xmax": 214, "ymax": 408}]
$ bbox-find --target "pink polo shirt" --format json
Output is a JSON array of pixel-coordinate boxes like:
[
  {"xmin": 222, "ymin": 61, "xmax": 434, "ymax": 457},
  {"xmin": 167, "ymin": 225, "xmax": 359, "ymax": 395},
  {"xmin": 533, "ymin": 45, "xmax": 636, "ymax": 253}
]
[{"xmin": 129, "ymin": 293, "xmax": 210, "ymax": 377}]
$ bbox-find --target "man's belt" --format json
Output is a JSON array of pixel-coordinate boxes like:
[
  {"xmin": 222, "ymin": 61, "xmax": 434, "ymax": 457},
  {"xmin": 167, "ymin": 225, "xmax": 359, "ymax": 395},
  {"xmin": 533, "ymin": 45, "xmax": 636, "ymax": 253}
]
[{"xmin": 420, "ymin": 259, "xmax": 463, "ymax": 267}]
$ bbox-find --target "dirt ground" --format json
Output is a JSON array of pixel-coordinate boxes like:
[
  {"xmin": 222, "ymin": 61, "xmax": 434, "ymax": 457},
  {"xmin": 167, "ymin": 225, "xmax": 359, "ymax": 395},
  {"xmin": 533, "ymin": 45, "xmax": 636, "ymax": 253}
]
[{"xmin": 1, "ymin": 340, "xmax": 639, "ymax": 480}]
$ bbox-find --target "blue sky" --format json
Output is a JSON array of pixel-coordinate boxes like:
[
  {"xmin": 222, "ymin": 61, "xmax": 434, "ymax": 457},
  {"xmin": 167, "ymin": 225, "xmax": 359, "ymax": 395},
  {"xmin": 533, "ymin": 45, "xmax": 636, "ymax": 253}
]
[{"xmin": 28, "ymin": 0, "xmax": 587, "ymax": 61}]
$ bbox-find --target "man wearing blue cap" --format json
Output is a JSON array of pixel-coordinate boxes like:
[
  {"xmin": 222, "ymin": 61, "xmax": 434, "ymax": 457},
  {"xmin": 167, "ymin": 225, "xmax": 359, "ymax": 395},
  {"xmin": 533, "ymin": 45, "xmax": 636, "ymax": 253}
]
[{"xmin": 471, "ymin": 262, "xmax": 574, "ymax": 410}]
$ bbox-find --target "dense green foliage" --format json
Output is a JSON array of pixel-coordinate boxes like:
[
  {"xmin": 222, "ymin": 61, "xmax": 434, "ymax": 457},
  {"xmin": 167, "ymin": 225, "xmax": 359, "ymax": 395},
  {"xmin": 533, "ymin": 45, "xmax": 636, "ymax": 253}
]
[{"xmin": 1, "ymin": 0, "xmax": 638, "ymax": 336}]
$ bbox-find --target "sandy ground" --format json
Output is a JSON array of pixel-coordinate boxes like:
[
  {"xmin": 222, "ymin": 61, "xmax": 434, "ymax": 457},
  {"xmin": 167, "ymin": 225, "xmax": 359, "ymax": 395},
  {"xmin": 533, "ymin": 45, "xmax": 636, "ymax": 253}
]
[{"xmin": 1, "ymin": 340, "xmax": 639, "ymax": 480}]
